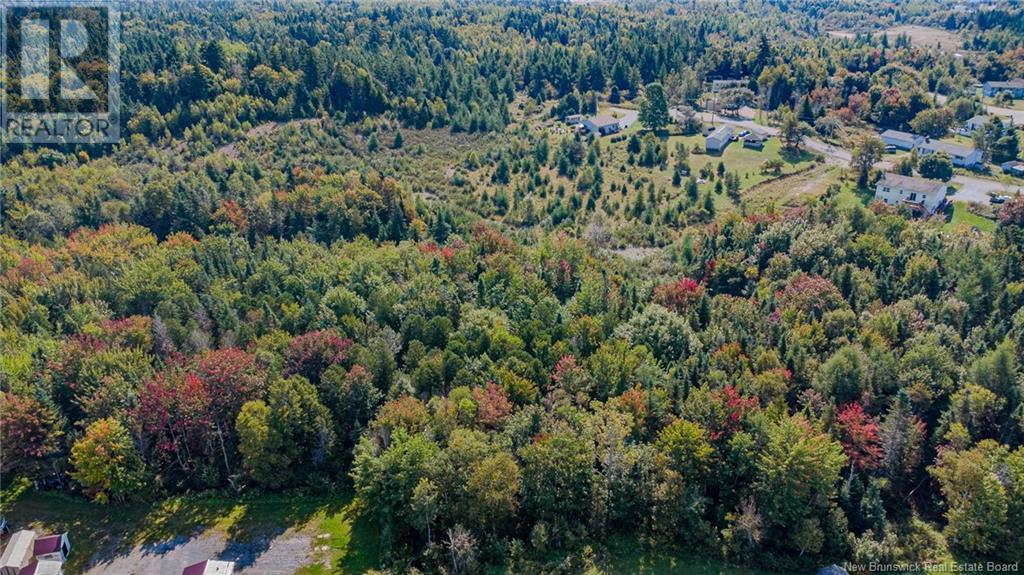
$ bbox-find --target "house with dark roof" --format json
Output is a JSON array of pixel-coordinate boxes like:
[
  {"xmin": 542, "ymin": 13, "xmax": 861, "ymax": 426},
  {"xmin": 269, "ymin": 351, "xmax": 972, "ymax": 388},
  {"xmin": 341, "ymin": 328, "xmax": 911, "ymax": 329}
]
[
  {"xmin": 705, "ymin": 125, "xmax": 733, "ymax": 153},
  {"xmin": 0, "ymin": 532, "xmax": 69, "ymax": 575},
  {"xmin": 183, "ymin": 559, "xmax": 236, "ymax": 575},
  {"xmin": 982, "ymin": 79, "xmax": 1024, "ymax": 98},
  {"xmin": 581, "ymin": 115, "xmax": 620, "ymax": 136},
  {"xmin": 875, "ymin": 173, "xmax": 949, "ymax": 215},
  {"xmin": 918, "ymin": 138, "xmax": 983, "ymax": 168},
  {"xmin": 880, "ymin": 129, "xmax": 924, "ymax": 150}
]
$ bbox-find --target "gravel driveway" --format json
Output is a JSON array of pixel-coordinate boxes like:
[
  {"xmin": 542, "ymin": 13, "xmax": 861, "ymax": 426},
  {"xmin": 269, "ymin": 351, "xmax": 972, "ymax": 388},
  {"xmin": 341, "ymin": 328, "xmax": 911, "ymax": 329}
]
[{"xmin": 82, "ymin": 528, "xmax": 317, "ymax": 575}]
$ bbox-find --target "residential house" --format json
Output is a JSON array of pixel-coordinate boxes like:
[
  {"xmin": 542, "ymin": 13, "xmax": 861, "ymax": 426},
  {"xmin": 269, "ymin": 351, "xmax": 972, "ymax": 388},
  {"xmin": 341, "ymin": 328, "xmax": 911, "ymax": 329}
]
[
  {"xmin": 982, "ymin": 79, "xmax": 1024, "ymax": 98},
  {"xmin": 1001, "ymin": 160, "xmax": 1024, "ymax": 177},
  {"xmin": 563, "ymin": 114, "xmax": 583, "ymax": 124},
  {"xmin": 918, "ymin": 138, "xmax": 983, "ymax": 168},
  {"xmin": 957, "ymin": 114, "xmax": 990, "ymax": 135},
  {"xmin": 705, "ymin": 125, "xmax": 733, "ymax": 153},
  {"xmin": 742, "ymin": 131, "xmax": 766, "ymax": 150},
  {"xmin": 874, "ymin": 173, "xmax": 949, "ymax": 215},
  {"xmin": 711, "ymin": 78, "xmax": 748, "ymax": 93},
  {"xmin": 880, "ymin": 129, "xmax": 924, "ymax": 150},
  {"xmin": 183, "ymin": 560, "xmax": 236, "ymax": 575},
  {"xmin": 581, "ymin": 115, "xmax": 620, "ymax": 136}
]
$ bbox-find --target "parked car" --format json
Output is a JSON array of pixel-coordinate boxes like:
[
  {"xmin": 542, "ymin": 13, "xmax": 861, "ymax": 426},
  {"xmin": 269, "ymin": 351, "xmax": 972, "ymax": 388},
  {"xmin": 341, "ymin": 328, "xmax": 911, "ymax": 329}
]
[
  {"xmin": 738, "ymin": 130, "xmax": 750, "ymax": 137},
  {"xmin": 991, "ymin": 195, "xmax": 1008, "ymax": 204},
  {"xmin": 885, "ymin": 145, "xmax": 897, "ymax": 152}
]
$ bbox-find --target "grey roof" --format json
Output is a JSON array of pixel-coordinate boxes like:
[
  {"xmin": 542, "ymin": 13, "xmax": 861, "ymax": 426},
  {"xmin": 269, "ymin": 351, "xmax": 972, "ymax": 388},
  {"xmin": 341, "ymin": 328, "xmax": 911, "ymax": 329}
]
[
  {"xmin": 880, "ymin": 129, "xmax": 920, "ymax": 142},
  {"xmin": 878, "ymin": 173, "xmax": 946, "ymax": 195},
  {"xmin": 707, "ymin": 125, "xmax": 733, "ymax": 141},
  {"xmin": 965, "ymin": 114, "xmax": 989, "ymax": 125},
  {"xmin": 584, "ymin": 115, "xmax": 619, "ymax": 128},
  {"xmin": 985, "ymin": 79, "xmax": 1024, "ymax": 89},
  {"xmin": 919, "ymin": 138, "xmax": 977, "ymax": 158}
]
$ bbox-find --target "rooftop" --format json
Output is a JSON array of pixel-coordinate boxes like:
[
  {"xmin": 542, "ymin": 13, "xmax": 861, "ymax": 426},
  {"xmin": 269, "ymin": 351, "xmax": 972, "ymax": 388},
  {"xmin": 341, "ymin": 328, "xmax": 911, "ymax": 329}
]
[
  {"xmin": 585, "ymin": 115, "xmax": 619, "ymax": 128},
  {"xmin": 880, "ymin": 129, "xmax": 920, "ymax": 141},
  {"xmin": 32, "ymin": 535, "xmax": 63, "ymax": 557},
  {"xmin": 707, "ymin": 125, "xmax": 733, "ymax": 140},
  {"xmin": 985, "ymin": 79, "xmax": 1024, "ymax": 88},
  {"xmin": 919, "ymin": 138, "xmax": 977, "ymax": 158},
  {"xmin": 878, "ymin": 173, "xmax": 947, "ymax": 195},
  {"xmin": 965, "ymin": 114, "xmax": 989, "ymax": 125},
  {"xmin": 183, "ymin": 559, "xmax": 236, "ymax": 575}
]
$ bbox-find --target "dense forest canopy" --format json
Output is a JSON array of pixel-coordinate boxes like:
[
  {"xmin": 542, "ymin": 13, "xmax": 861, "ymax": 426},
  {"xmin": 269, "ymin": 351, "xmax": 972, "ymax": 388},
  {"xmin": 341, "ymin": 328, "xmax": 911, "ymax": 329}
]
[{"xmin": 2, "ymin": 1, "xmax": 1024, "ymax": 574}]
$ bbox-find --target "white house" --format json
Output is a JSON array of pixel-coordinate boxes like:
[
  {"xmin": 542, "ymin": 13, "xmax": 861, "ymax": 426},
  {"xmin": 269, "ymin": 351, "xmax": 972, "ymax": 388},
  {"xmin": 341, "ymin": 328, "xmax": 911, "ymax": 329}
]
[
  {"xmin": 581, "ymin": 115, "xmax": 620, "ymax": 136},
  {"xmin": 183, "ymin": 560, "xmax": 236, "ymax": 575},
  {"xmin": 880, "ymin": 129, "xmax": 924, "ymax": 150},
  {"xmin": 957, "ymin": 114, "xmax": 989, "ymax": 135},
  {"xmin": 705, "ymin": 125, "xmax": 733, "ymax": 153},
  {"xmin": 917, "ymin": 138, "xmax": 983, "ymax": 168},
  {"xmin": 875, "ymin": 173, "xmax": 949, "ymax": 215}
]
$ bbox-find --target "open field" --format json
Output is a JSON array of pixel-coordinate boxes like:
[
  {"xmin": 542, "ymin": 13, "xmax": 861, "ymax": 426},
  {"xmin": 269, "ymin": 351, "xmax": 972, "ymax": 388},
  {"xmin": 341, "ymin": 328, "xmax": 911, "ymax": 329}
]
[{"xmin": 827, "ymin": 25, "xmax": 962, "ymax": 53}]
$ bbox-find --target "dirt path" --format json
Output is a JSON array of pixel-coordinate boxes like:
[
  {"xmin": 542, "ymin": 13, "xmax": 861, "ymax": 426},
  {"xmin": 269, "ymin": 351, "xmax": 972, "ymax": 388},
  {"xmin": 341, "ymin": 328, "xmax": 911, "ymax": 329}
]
[{"xmin": 82, "ymin": 528, "xmax": 316, "ymax": 575}]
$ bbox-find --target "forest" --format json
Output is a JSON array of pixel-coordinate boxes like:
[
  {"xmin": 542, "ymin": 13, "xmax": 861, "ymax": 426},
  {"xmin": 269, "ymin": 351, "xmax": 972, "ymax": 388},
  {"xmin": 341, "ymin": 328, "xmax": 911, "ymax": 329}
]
[{"xmin": 2, "ymin": 1, "xmax": 1024, "ymax": 574}]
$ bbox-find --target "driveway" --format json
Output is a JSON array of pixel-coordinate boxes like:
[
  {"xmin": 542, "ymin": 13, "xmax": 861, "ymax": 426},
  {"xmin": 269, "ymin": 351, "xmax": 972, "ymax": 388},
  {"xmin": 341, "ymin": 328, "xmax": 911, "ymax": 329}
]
[
  {"xmin": 82, "ymin": 528, "xmax": 317, "ymax": 575},
  {"xmin": 607, "ymin": 106, "xmax": 639, "ymax": 129},
  {"xmin": 950, "ymin": 174, "xmax": 1023, "ymax": 204}
]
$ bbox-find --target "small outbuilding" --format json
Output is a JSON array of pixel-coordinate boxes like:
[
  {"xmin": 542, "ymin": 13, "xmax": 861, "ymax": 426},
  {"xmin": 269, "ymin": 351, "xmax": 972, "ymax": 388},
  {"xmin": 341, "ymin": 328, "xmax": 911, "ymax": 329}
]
[{"xmin": 183, "ymin": 559, "xmax": 236, "ymax": 575}]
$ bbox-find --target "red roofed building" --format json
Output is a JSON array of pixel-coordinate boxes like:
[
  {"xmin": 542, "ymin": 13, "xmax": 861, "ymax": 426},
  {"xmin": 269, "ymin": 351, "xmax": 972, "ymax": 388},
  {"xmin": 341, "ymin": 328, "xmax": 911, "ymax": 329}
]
[
  {"xmin": 30, "ymin": 535, "xmax": 69, "ymax": 564},
  {"xmin": 182, "ymin": 560, "xmax": 235, "ymax": 575}
]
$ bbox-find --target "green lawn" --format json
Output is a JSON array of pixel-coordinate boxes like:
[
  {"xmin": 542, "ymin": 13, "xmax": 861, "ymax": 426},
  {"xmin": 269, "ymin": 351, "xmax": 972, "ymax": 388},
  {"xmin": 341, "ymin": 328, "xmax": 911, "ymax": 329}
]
[
  {"xmin": 946, "ymin": 201, "xmax": 997, "ymax": 233},
  {"xmin": 1, "ymin": 481, "xmax": 378, "ymax": 574}
]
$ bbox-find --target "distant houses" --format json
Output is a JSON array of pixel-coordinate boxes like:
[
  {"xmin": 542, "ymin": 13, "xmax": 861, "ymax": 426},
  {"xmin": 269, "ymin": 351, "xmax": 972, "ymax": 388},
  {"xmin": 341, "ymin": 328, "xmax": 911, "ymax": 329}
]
[
  {"xmin": 918, "ymin": 138, "xmax": 983, "ymax": 168},
  {"xmin": 183, "ymin": 559, "xmax": 236, "ymax": 575},
  {"xmin": 875, "ymin": 173, "xmax": 949, "ymax": 215},
  {"xmin": 581, "ymin": 115, "xmax": 621, "ymax": 136},
  {"xmin": 982, "ymin": 79, "xmax": 1024, "ymax": 98},
  {"xmin": 0, "ymin": 531, "xmax": 70, "ymax": 575},
  {"xmin": 878, "ymin": 129, "xmax": 983, "ymax": 169},
  {"xmin": 705, "ymin": 125, "xmax": 733, "ymax": 153},
  {"xmin": 880, "ymin": 129, "xmax": 924, "ymax": 151}
]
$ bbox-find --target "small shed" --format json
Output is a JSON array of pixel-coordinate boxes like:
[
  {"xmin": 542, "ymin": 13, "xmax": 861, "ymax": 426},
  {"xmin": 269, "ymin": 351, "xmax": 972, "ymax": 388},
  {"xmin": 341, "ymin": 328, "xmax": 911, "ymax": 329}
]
[
  {"xmin": 183, "ymin": 560, "xmax": 236, "ymax": 575},
  {"xmin": 31, "ymin": 535, "xmax": 69, "ymax": 564},
  {"xmin": 0, "ymin": 531, "xmax": 36, "ymax": 575}
]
